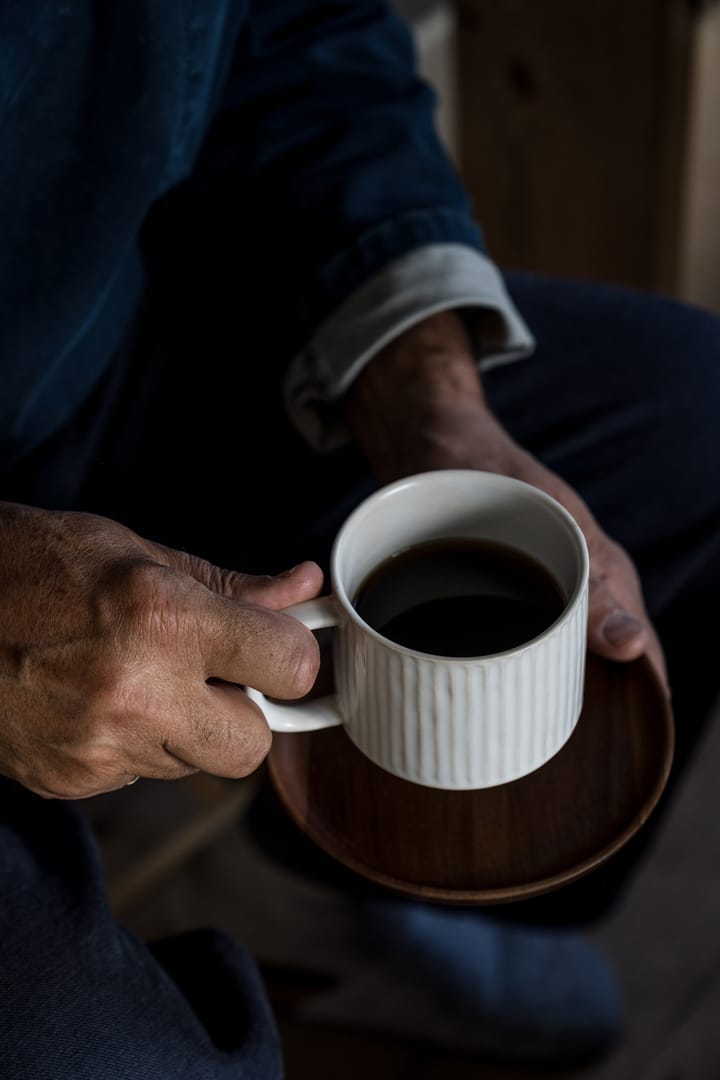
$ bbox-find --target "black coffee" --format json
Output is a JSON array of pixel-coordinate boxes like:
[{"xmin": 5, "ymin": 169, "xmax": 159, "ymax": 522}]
[{"xmin": 353, "ymin": 537, "xmax": 566, "ymax": 657}]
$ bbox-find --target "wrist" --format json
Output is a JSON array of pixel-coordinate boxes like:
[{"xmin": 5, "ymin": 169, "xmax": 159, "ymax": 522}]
[{"xmin": 344, "ymin": 311, "xmax": 506, "ymax": 481}]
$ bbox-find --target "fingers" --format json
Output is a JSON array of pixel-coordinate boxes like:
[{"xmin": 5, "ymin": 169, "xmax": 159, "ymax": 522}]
[
  {"xmin": 226, "ymin": 560, "xmax": 325, "ymax": 610},
  {"xmin": 107, "ymin": 585, "xmax": 320, "ymax": 781},
  {"xmin": 509, "ymin": 462, "xmax": 671, "ymax": 695},
  {"xmin": 465, "ymin": 452, "xmax": 671, "ymax": 695},
  {"xmin": 26, "ymin": 686, "xmax": 272, "ymax": 796},
  {"xmin": 116, "ymin": 563, "xmax": 321, "ymax": 777},
  {"xmin": 586, "ymin": 545, "xmax": 670, "ymax": 695},
  {"xmin": 144, "ymin": 548, "xmax": 324, "ymax": 691},
  {"xmin": 163, "ymin": 681, "xmax": 273, "ymax": 778},
  {"xmin": 197, "ymin": 592, "xmax": 322, "ymax": 697},
  {"xmin": 16, "ymin": 741, "xmax": 200, "ymax": 801},
  {"xmin": 0, "ymin": 507, "xmax": 325, "ymax": 798},
  {"xmin": 27, "ymin": 558, "xmax": 325, "ymax": 796},
  {"xmin": 150, "ymin": 543, "xmax": 325, "ymax": 610},
  {"xmin": 102, "ymin": 681, "xmax": 275, "ymax": 783},
  {"xmin": 106, "ymin": 556, "xmax": 322, "ymax": 700},
  {"xmin": 587, "ymin": 575, "xmax": 647, "ymax": 661}
]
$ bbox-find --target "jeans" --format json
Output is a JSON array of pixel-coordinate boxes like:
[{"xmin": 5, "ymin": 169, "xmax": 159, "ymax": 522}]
[{"xmin": 1, "ymin": 270, "xmax": 718, "ymax": 1076}]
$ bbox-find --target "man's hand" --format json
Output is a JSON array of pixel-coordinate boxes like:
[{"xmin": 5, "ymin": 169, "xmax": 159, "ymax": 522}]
[
  {"xmin": 345, "ymin": 311, "xmax": 669, "ymax": 693},
  {"xmin": 0, "ymin": 502, "xmax": 323, "ymax": 799}
]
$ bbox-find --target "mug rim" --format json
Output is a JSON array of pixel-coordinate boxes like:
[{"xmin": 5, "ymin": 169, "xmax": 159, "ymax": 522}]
[{"xmin": 329, "ymin": 469, "xmax": 590, "ymax": 663}]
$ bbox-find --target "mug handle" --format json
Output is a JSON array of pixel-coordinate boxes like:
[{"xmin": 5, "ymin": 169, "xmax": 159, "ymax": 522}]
[{"xmin": 244, "ymin": 596, "xmax": 344, "ymax": 732}]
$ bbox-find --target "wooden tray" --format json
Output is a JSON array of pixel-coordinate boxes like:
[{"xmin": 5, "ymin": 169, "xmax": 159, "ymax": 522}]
[{"xmin": 267, "ymin": 654, "xmax": 674, "ymax": 904}]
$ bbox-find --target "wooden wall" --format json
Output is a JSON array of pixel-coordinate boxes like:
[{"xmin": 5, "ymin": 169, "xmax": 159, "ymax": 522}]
[{"xmin": 454, "ymin": 0, "xmax": 720, "ymax": 312}]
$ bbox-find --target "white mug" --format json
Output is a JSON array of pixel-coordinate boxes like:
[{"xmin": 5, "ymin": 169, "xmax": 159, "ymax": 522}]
[{"xmin": 246, "ymin": 470, "xmax": 589, "ymax": 790}]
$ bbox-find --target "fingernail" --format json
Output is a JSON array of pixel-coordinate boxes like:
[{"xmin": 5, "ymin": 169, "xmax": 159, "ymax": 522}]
[
  {"xmin": 277, "ymin": 564, "xmax": 300, "ymax": 578},
  {"xmin": 602, "ymin": 611, "xmax": 644, "ymax": 646}
]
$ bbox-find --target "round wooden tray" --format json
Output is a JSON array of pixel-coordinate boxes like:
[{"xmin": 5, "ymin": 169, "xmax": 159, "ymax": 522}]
[{"xmin": 267, "ymin": 654, "xmax": 674, "ymax": 904}]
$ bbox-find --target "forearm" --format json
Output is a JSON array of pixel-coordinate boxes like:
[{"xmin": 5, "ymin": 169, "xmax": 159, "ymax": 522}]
[{"xmin": 344, "ymin": 310, "xmax": 515, "ymax": 483}]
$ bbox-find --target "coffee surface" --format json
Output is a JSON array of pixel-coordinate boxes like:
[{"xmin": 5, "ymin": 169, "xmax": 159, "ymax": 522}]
[{"xmin": 353, "ymin": 537, "xmax": 566, "ymax": 657}]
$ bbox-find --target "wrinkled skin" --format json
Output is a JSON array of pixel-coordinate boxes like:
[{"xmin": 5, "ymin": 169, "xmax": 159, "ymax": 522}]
[{"xmin": 0, "ymin": 501, "xmax": 323, "ymax": 799}]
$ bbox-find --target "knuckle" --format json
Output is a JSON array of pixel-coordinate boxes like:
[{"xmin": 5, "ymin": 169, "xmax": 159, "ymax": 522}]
[
  {"xmin": 106, "ymin": 558, "xmax": 185, "ymax": 635},
  {"xmin": 112, "ymin": 557, "xmax": 166, "ymax": 602},
  {"xmin": 206, "ymin": 564, "xmax": 259, "ymax": 598}
]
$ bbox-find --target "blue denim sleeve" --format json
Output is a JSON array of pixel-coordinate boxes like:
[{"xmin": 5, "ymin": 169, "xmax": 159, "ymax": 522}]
[{"xmin": 190, "ymin": 0, "xmax": 486, "ymax": 358}]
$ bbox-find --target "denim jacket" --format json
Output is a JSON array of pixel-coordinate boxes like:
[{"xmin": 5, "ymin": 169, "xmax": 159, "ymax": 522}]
[{"xmin": 0, "ymin": 0, "xmax": 533, "ymax": 464}]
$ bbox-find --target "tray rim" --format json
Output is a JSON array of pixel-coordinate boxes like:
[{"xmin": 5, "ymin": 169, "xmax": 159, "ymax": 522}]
[{"xmin": 267, "ymin": 654, "xmax": 675, "ymax": 905}]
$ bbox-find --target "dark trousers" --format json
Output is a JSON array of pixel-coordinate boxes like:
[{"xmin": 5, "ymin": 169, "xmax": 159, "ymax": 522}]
[{"xmin": 1, "ymin": 270, "xmax": 718, "ymax": 1076}]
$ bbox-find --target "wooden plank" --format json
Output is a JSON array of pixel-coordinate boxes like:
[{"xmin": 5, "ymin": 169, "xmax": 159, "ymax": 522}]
[
  {"xmin": 677, "ymin": 3, "xmax": 720, "ymax": 312},
  {"xmin": 454, "ymin": 0, "xmax": 694, "ymax": 292}
]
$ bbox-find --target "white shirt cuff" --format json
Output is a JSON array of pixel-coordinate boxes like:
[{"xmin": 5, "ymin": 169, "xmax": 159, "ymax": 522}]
[{"xmin": 284, "ymin": 243, "xmax": 536, "ymax": 451}]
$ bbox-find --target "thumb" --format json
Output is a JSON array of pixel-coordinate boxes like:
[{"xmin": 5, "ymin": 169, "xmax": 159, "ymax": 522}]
[
  {"xmin": 587, "ymin": 576, "xmax": 647, "ymax": 663},
  {"xmin": 145, "ymin": 540, "xmax": 325, "ymax": 609}
]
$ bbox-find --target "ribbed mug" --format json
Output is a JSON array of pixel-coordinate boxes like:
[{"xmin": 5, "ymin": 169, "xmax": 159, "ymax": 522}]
[{"xmin": 246, "ymin": 470, "xmax": 589, "ymax": 790}]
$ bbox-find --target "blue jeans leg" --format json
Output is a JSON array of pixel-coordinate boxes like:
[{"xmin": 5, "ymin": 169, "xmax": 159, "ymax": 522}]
[{"xmin": 0, "ymin": 777, "xmax": 283, "ymax": 1080}]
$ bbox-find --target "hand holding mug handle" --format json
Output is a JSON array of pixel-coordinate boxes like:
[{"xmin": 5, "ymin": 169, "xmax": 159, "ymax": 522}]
[{"xmin": 245, "ymin": 597, "xmax": 345, "ymax": 732}]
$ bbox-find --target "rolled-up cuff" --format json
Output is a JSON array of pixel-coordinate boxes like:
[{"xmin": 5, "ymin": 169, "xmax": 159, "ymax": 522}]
[{"xmin": 284, "ymin": 243, "xmax": 536, "ymax": 451}]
